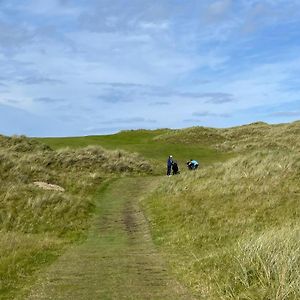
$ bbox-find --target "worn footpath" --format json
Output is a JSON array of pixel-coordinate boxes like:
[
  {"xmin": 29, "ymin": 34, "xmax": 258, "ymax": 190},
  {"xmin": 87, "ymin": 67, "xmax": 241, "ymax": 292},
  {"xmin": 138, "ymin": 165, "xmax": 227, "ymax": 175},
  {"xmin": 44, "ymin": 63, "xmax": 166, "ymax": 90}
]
[{"xmin": 24, "ymin": 177, "xmax": 192, "ymax": 300}]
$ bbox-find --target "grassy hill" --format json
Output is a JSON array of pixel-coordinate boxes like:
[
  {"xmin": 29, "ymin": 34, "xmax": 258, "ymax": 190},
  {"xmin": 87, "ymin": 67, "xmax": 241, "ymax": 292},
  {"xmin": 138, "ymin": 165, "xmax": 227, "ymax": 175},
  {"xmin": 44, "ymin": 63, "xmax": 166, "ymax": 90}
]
[
  {"xmin": 1, "ymin": 121, "xmax": 299, "ymax": 299},
  {"xmin": 154, "ymin": 120, "xmax": 300, "ymax": 152},
  {"xmin": 0, "ymin": 135, "xmax": 151, "ymax": 299},
  {"xmin": 142, "ymin": 121, "xmax": 300, "ymax": 299},
  {"xmin": 37, "ymin": 129, "xmax": 231, "ymax": 174}
]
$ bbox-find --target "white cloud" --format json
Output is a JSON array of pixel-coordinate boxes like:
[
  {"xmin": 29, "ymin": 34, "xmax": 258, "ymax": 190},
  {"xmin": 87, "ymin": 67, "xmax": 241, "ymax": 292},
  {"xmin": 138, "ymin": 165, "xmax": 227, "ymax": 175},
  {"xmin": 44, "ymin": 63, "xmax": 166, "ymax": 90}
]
[
  {"xmin": 13, "ymin": 0, "xmax": 83, "ymax": 17},
  {"xmin": 204, "ymin": 0, "xmax": 233, "ymax": 22},
  {"xmin": 1, "ymin": 0, "xmax": 300, "ymax": 135}
]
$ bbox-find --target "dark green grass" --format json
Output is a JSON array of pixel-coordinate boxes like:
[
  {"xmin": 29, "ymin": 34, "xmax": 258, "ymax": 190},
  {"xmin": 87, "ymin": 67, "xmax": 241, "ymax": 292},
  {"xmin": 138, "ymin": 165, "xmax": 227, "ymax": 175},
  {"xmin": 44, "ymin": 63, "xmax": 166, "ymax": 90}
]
[{"xmin": 37, "ymin": 129, "xmax": 231, "ymax": 174}]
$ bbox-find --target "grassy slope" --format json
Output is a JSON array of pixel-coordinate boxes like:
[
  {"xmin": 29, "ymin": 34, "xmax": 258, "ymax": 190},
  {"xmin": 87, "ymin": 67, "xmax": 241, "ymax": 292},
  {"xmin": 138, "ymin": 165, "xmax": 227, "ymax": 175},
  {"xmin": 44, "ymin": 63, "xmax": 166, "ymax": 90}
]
[
  {"xmin": 4, "ymin": 121, "xmax": 299, "ymax": 299},
  {"xmin": 155, "ymin": 121, "xmax": 300, "ymax": 152},
  {"xmin": 142, "ymin": 121, "xmax": 300, "ymax": 299},
  {"xmin": 0, "ymin": 135, "xmax": 151, "ymax": 299},
  {"xmin": 37, "ymin": 129, "xmax": 231, "ymax": 174}
]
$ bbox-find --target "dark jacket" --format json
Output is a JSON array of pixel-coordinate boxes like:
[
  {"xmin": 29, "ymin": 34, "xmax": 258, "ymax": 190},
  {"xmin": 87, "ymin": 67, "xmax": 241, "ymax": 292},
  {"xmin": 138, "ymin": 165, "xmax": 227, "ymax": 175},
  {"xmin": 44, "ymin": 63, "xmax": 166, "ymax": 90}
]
[{"xmin": 172, "ymin": 162, "xmax": 179, "ymax": 174}]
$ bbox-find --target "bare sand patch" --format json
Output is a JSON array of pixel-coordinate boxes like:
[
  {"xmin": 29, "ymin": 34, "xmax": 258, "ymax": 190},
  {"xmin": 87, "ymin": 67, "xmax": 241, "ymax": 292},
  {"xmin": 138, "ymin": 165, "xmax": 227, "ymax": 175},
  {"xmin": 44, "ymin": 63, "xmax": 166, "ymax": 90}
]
[{"xmin": 33, "ymin": 182, "xmax": 65, "ymax": 192}]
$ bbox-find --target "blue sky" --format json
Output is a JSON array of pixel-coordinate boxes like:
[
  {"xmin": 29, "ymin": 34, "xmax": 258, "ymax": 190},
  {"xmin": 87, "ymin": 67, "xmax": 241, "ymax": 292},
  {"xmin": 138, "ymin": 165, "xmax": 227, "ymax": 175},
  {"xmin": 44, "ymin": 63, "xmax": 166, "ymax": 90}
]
[{"xmin": 0, "ymin": 0, "xmax": 300, "ymax": 136}]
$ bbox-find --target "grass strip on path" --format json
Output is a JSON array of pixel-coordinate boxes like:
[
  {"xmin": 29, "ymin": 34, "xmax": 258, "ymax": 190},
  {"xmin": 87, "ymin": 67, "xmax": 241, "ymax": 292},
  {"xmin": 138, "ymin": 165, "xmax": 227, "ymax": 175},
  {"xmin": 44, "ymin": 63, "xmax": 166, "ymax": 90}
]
[{"xmin": 25, "ymin": 177, "xmax": 193, "ymax": 300}]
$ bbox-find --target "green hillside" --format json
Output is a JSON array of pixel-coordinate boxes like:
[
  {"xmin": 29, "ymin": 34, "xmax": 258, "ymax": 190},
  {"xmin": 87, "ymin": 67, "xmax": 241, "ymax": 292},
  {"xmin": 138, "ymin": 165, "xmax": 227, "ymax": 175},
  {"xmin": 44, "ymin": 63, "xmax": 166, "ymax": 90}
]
[{"xmin": 37, "ymin": 129, "xmax": 231, "ymax": 174}]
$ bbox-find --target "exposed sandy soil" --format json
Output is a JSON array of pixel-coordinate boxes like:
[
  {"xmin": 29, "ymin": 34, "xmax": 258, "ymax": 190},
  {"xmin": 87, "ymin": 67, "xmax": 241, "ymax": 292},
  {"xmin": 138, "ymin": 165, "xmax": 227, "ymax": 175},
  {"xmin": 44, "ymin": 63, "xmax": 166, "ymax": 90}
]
[{"xmin": 33, "ymin": 181, "xmax": 65, "ymax": 192}]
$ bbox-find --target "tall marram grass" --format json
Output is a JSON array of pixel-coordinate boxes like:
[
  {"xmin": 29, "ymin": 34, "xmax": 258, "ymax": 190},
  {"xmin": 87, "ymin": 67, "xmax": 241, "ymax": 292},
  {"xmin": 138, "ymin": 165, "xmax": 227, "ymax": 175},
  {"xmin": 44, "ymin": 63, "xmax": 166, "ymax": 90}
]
[
  {"xmin": 0, "ymin": 185, "xmax": 92, "ymax": 236},
  {"xmin": 155, "ymin": 120, "xmax": 300, "ymax": 152},
  {"xmin": 0, "ymin": 135, "xmax": 151, "ymax": 299},
  {"xmin": 222, "ymin": 228, "xmax": 300, "ymax": 300},
  {"xmin": 144, "ymin": 145, "xmax": 300, "ymax": 299},
  {"xmin": 0, "ymin": 231, "xmax": 63, "ymax": 298}
]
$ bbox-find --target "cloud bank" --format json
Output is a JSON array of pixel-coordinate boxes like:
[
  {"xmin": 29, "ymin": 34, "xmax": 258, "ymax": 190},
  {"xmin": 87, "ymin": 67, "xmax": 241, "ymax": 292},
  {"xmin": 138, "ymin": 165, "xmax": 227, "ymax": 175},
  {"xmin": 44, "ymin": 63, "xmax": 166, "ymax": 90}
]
[{"xmin": 0, "ymin": 0, "xmax": 300, "ymax": 136}]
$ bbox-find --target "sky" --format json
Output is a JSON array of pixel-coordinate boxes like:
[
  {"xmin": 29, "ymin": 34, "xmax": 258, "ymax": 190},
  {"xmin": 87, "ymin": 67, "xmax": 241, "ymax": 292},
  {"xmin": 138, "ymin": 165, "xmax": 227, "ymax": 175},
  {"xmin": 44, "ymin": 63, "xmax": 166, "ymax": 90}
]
[{"xmin": 0, "ymin": 0, "xmax": 300, "ymax": 137}]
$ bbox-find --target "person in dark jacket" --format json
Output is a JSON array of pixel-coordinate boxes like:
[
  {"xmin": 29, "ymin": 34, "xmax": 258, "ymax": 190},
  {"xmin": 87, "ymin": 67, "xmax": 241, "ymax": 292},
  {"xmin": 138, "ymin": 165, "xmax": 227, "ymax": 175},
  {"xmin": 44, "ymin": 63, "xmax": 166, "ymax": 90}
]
[
  {"xmin": 167, "ymin": 155, "xmax": 173, "ymax": 176},
  {"xmin": 172, "ymin": 160, "xmax": 180, "ymax": 175}
]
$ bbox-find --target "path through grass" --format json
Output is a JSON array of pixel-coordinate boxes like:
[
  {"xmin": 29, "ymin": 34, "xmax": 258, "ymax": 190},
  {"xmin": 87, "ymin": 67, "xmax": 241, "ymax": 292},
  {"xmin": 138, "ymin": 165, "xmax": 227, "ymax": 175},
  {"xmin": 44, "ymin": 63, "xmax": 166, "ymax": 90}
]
[{"xmin": 25, "ymin": 177, "xmax": 192, "ymax": 300}]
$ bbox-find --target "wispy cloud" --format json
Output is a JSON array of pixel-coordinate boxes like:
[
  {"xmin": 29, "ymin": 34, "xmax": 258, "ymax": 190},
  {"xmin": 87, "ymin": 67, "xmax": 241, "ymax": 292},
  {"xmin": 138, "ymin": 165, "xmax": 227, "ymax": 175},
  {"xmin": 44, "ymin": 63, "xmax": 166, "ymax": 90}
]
[
  {"xmin": 203, "ymin": 93, "xmax": 235, "ymax": 104},
  {"xmin": 183, "ymin": 118, "xmax": 203, "ymax": 123},
  {"xmin": 0, "ymin": 0, "xmax": 300, "ymax": 136},
  {"xmin": 0, "ymin": 21, "xmax": 33, "ymax": 50},
  {"xmin": 90, "ymin": 81, "xmax": 235, "ymax": 104},
  {"xmin": 202, "ymin": 0, "xmax": 233, "ymax": 23},
  {"xmin": 96, "ymin": 92, "xmax": 133, "ymax": 104},
  {"xmin": 83, "ymin": 126, "xmax": 132, "ymax": 135},
  {"xmin": 98, "ymin": 117, "xmax": 157, "ymax": 125},
  {"xmin": 18, "ymin": 76, "xmax": 64, "ymax": 85},
  {"xmin": 193, "ymin": 111, "xmax": 231, "ymax": 118},
  {"xmin": 149, "ymin": 101, "xmax": 170, "ymax": 106},
  {"xmin": 268, "ymin": 111, "xmax": 300, "ymax": 117},
  {"xmin": 33, "ymin": 97, "xmax": 65, "ymax": 103}
]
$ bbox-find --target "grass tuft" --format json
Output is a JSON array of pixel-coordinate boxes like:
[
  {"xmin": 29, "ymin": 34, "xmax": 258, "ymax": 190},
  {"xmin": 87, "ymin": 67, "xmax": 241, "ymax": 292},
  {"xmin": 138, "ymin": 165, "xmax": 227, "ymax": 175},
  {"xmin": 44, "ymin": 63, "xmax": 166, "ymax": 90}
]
[{"xmin": 222, "ymin": 228, "xmax": 300, "ymax": 300}]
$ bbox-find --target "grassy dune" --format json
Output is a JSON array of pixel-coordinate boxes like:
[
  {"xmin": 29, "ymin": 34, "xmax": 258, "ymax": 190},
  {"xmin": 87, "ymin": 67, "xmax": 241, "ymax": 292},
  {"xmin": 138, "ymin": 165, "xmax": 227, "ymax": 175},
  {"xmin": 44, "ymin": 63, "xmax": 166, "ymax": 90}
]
[
  {"xmin": 0, "ymin": 135, "xmax": 151, "ymax": 299},
  {"xmin": 155, "ymin": 121, "xmax": 300, "ymax": 152},
  {"xmin": 1, "ymin": 121, "xmax": 299, "ymax": 299},
  {"xmin": 37, "ymin": 129, "xmax": 231, "ymax": 173},
  {"xmin": 143, "ymin": 121, "xmax": 300, "ymax": 299}
]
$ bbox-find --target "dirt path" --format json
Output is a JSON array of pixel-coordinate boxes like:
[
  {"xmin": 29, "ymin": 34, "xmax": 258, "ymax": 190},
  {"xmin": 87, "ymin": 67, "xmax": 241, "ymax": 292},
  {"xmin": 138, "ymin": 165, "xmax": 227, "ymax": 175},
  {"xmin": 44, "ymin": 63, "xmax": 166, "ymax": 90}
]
[{"xmin": 25, "ymin": 177, "xmax": 192, "ymax": 300}]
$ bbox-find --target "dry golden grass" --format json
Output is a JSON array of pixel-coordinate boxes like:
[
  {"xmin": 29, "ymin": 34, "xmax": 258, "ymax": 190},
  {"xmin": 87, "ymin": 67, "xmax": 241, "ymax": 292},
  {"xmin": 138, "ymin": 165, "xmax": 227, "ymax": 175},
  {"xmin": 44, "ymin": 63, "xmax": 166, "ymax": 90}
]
[
  {"xmin": 1, "ymin": 121, "xmax": 299, "ymax": 298},
  {"xmin": 0, "ymin": 134, "xmax": 152, "ymax": 298},
  {"xmin": 222, "ymin": 227, "xmax": 300, "ymax": 300},
  {"xmin": 144, "ymin": 121, "xmax": 300, "ymax": 299},
  {"xmin": 155, "ymin": 120, "xmax": 300, "ymax": 153}
]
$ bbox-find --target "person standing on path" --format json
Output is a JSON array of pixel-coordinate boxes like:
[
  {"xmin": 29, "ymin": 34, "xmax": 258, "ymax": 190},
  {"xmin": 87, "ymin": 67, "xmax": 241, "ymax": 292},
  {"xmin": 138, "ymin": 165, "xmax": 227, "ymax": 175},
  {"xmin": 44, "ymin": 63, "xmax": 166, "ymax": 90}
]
[{"xmin": 167, "ymin": 155, "xmax": 173, "ymax": 176}]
